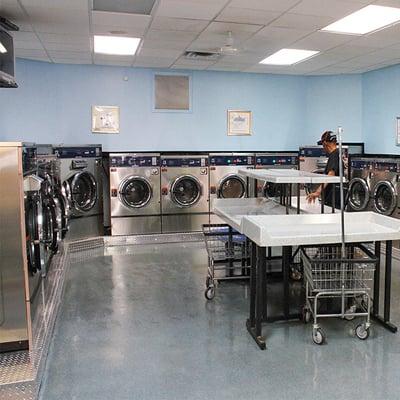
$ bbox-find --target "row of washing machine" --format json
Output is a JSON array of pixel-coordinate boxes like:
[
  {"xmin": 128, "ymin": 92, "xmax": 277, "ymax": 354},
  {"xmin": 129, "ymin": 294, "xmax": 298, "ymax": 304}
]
[
  {"xmin": 109, "ymin": 152, "xmax": 299, "ymax": 235},
  {"xmin": 348, "ymin": 156, "xmax": 400, "ymax": 218}
]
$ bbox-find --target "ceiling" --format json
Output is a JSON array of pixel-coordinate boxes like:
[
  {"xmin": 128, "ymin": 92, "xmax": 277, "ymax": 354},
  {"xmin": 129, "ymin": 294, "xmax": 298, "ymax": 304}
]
[{"xmin": 2, "ymin": 0, "xmax": 400, "ymax": 75}]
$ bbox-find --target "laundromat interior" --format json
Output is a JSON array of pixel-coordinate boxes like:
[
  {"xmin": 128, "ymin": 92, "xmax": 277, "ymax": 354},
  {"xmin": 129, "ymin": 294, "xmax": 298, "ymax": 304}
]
[{"xmin": 3, "ymin": 1, "xmax": 400, "ymax": 399}]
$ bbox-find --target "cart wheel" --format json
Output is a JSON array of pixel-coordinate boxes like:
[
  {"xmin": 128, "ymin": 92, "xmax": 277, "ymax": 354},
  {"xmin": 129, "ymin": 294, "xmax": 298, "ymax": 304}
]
[
  {"xmin": 206, "ymin": 276, "xmax": 212, "ymax": 288},
  {"xmin": 290, "ymin": 269, "xmax": 302, "ymax": 281},
  {"xmin": 355, "ymin": 324, "xmax": 369, "ymax": 340},
  {"xmin": 204, "ymin": 287, "xmax": 215, "ymax": 301},
  {"xmin": 344, "ymin": 305, "xmax": 357, "ymax": 321},
  {"xmin": 312, "ymin": 328, "xmax": 325, "ymax": 345},
  {"xmin": 302, "ymin": 307, "xmax": 311, "ymax": 324}
]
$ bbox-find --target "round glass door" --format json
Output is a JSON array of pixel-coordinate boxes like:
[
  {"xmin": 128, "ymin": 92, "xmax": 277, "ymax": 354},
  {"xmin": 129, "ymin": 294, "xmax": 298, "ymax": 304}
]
[
  {"xmin": 70, "ymin": 171, "xmax": 97, "ymax": 212},
  {"xmin": 25, "ymin": 195, "xmax": 43, "ymax": 275},
  {"xmin": 171, "ymin": 175, "xmax": 201, "ymax": 207},
  {"xmin": 42, "ymin": 196, "xmax": 59, "ymax": 252},
  {"xmin": 219, "ymin": 175, "xmax": 245, "ymax": 199},
  {"xmin": 374, "ymin": 181, "xmax": 396, "ymax": 215},
  {"xmin": 348, "ymin": 178, "xmax": 369, "ymax": 211},
  {"xmin": 120, "ymin": 177, "xmax": 152, "ymax": 209},
  {"xmin": 263, "ymin": 182, "xmax": 283, "ymax": 199}
]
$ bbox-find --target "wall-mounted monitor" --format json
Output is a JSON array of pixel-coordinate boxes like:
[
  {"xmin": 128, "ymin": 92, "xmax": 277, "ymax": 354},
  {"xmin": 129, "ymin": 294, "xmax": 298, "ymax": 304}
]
[{"xmin": 0, "ymin": 29, "xmax": 17, "ymax": 88}]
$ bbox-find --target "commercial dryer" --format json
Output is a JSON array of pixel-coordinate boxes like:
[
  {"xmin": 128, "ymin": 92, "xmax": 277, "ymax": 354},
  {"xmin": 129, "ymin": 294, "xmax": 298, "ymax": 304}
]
[
  {"xmin": 209, "ymin": 152, "xmax": 254, "ymax": 224},
  {"xmin": 109, "ymin": 153, "xmax": 161, "ymax": 235},
  {"xmin": 54, "ymin": 145, "xmax": 103, "ymax": 240},
  {"xmin": 161, "ymin": 154, "xmax": 209, "ymax": 233}
]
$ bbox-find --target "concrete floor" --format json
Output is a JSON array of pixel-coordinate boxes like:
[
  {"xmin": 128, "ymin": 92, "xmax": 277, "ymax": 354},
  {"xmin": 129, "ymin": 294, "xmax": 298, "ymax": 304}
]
[{"xmin": 40, "ymin": 241, "xmax": 400, "ymax": 400}]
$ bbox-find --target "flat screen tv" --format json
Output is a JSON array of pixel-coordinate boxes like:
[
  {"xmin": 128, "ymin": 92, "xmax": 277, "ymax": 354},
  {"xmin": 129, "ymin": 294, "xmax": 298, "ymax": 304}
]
[{"xmin": 0, "ymin": 29, "xmax": 17, "ymax": 88}]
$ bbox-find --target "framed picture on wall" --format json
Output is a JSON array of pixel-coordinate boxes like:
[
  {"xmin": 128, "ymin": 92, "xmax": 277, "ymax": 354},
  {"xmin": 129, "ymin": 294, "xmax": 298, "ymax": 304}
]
[
  {"xmin": 227, "ymin": 110, "xmax": 252, "ymax": 136},
  {"xmin": 396, "ymin": 117, "xmax": 400, "ymax": 146},
  {"xmin": 92, "ymin": 105, "xmax": 120, "ymax": 134}
]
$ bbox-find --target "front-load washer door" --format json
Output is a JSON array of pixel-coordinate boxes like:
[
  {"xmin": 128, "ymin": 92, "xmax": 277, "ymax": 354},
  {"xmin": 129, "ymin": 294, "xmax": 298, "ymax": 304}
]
[
  {"xmin": 218, "ymin": 174, "xmax": 246, "ymax": 199},
  {"xmin": 348, "ymin": 178, "xmax": 370, "ymax": 211},
  {"xmin": 373, "ymin": 181, "xmax": 397, "ymax": 216},
  {"xmin": 171, "ymin": 175, "xmax": 201, "ymax": 207},
  {"xmin": 119, "ymin": 176, "xmax": 152, "ymax": 209},
  {"xmin": 69, "ymin": 171, "xmax": 97, "ymax": 213},
  {"xmin": 263, "ymin": 182, "xmax": 283, "ymax": 199},
  {"xmin": 42, "ymin": 195, "xmax": 59, "ymax": 253}
]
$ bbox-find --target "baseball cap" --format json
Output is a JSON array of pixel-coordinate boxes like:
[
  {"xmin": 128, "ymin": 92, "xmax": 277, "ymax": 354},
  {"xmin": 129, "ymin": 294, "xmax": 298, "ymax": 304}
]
[{"xmin": 317, "ymin": 131, "xmax": 337, "ymax": 145}]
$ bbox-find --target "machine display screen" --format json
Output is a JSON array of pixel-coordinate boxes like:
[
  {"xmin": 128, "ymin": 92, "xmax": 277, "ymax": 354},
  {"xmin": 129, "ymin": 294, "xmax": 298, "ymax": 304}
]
[
  {"xmin": 111, "ymin": 156, "xmax": 159, "ymax": 167},
  {"xmin": 161, "ymin": 158, "xmax": 207, "ymax": 167},
  {"xmin": 54, "ymin": 147, "xmax": 101, "ymax": 158},
  {"xmin": 256, "ymin": 156, "xmax": 298, "ymax": 166},
  {"xmin": 209, "ymin": 156, "xmax": 253, "ymax": 166},
  {"xmin": 299, "ymin": 147, "xmax": 327, "ymax": 157}
]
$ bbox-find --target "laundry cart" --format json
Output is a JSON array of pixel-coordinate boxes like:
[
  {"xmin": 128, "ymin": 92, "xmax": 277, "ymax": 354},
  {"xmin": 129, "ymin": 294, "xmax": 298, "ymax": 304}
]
[
  {"xmin": 202, "ymin": 224, "xmax": 250, "ymax": 300},
  {"xmin": 301, "ymin": 243, "xmax": 378, "ymax": 344}
]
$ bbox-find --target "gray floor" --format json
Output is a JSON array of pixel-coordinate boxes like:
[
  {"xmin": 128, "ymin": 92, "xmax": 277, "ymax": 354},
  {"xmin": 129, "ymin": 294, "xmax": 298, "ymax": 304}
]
[{"xmin": 40, "ymin": 242, "xmax": 400, "ymax": 400}]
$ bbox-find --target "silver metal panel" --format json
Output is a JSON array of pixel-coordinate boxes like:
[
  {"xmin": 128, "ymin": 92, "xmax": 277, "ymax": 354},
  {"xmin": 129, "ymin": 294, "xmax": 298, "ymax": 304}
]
[
  {"xmin": 111, "ymin": 216, "xmax": 161, "ymax": 235},
  {"xmin": 162, "ymin": 213, "xmax": 209, "ymax": 233},
  {"xmin": 110, "ymin": 166, "xmax": 161, "ymax": 217},
  {"xmin": 65, "ymin": 215, "xmax": 104, "ymax": 242},
  {"xmin": 0, "ymin": 145, "xmax": 30, "ymax": 349},
  {"xmin": 160, "ymin": 157, "xmax": 209, "ymax": 215}
]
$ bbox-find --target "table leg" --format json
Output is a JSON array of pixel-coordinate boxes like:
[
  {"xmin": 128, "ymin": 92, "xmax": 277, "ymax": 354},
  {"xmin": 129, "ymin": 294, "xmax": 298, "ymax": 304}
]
[
  {"xmin": 373, "ymin": 241, "xmax": 381, "ymax": 316},
  {"xmin": 296, "ymin": 183, "xmax": 300, "ymax": 214},
  {"xmin": 283, "ymin": 245, "xmax": 291, "ymax": 319}
]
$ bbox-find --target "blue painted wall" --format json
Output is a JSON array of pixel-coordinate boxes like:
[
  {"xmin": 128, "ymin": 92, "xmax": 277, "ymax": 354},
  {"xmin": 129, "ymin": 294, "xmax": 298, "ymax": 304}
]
[
  {"xmin": 305, "ymin": 75, "xmax": 363, "ymax": 145},
  {"xmin": 0, "ymin": 59, "xmax": 364, "ymax": 152},
  {"xmin": 362, "ymin": 64, "xmax": 400, "ymax": 154}
]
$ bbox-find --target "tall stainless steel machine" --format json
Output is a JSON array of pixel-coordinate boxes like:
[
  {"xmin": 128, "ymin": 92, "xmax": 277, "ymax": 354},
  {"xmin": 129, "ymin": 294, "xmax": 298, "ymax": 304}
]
[{"xmin": 0, "ymin": 142, "xmax": 40, "ymax": 352}]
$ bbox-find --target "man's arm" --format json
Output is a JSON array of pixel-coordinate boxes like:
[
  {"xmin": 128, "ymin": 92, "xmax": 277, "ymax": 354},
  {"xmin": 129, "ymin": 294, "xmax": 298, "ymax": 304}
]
[{"xmin": 306, "ymin": 170, "xmax": 335, "ymax": 203}]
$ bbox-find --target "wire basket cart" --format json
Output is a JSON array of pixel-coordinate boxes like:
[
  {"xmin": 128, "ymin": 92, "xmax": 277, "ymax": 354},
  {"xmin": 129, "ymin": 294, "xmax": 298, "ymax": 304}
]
[
  {"xmin": 202, "ymin": 224, "xmax": 250, "ymax": 300},
  {"xmin": 301, "ymin": 243, "xmax": 378, "ymax": 344}
]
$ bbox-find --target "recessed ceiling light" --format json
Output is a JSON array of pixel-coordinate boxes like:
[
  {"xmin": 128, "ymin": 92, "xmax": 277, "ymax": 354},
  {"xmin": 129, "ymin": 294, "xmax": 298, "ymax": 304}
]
[
  {"xmin": 94, "ymin": 35, "xmax": 141, "ymax": 55},
  {"xmin": 259, "ymin": 49, "xmax": 319, "ymax": 65},
  {"xmin": 321, "ymin": 5, "xmax": 400, "ymax": 35},
  {"xmin": 0, "ymin": 41, "xmax": 7, "ymax": 54}
]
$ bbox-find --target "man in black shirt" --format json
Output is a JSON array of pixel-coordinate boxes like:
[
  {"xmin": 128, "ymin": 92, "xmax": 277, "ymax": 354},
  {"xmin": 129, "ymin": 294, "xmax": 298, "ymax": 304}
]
[{"xmin": 306, "ymin": 131, "xmax": 341, "ymax": 207}]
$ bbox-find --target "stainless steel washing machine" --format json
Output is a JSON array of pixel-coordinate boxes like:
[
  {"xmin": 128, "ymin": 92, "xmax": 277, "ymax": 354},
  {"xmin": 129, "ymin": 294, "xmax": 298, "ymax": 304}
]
[
  {"xmin": 348, "ymin": 157, "xmax": 375, "ymax": 212},
  {"xmin": 255, "ymin": 152, "xmax": 298, "ymax": 199},
  {"xmin": 209, "ymin": 152, "xmax": 254, "ymax": 224},
  {"xmin": 371, "ymin": 158, "xmax": 400, "ymax": 218},
  {"xmin": 109, "ymin": 153, "xmax": 161, "ymax": 235},
  {"xmin": 161, "ymin": 154, "xmax": 209, "ymax": 233},
  {"xmin": 54, "ymin": 145, "xmax": 103, "ymax": 241}
]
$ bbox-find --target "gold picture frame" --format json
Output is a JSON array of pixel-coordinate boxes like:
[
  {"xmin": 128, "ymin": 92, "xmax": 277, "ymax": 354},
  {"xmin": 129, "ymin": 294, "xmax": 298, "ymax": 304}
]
[{"xmin": 227, "ymin": 110, "xmax": 252, "ymax": 136}]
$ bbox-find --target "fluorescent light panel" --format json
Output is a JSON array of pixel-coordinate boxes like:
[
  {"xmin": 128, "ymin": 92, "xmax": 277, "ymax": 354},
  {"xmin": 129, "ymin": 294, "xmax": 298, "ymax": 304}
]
[
  {"xmin": 0, "ymin": 41, "xmax": 7, "ymax": 54},
  {"xmin": 259, "ymin": 49, "xmax": 319, "ymax": 65},
  {"xmin": 94, "ymin": 35, "xmax": 141, "ymax": 55},
  {"xmin": 322, "ymin": 5, "xmax": 400, "ymax": 35}
]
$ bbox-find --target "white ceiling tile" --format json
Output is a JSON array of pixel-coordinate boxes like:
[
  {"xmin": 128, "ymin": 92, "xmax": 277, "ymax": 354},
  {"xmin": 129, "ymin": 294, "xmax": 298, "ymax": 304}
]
[
  {"xmin": 141, "ymin": 38, "xmax": 189, "ymax": 50},
  {"xmin": 172, "ymin": 63, "xmax": 212, "ymax": 70},
  {"xmin": 14, "ymin": 39, "xmax": 44, "ymax": 50},
  {"xmin": 218, "ymin": 51, "xmax": 263, "ymax": 64},
  {"xmin": 215, "ymin": 7, "xmax": 281, "ymax": 25},
  {"xmin": 138, "ymin": 47, "xmax": 183, "ymax": 58},
  {"xmin": 156, "ymin": 0, "xmax": 229, "ymax": 20},
  {"xmin": 94, "ymin": 60, "xmax": 133, "ymax": 67},
  {"xmin": 43, "ymin": 40, "xmax": 90, "ymax": 51},
  {"xmin": 253, "ymin": 26, "xmax": 312, "ymax": 47},
  {"xmin": 0, "ymin": 2, "xmax": 33, "ymax": 31},
  {"xmin": 374, "ymin": 0, "xmax": 400, "ymax": 6},
  {"xmin": 325, "ymin": 44, "xmax": 379, "ymax": 57},
  {"xmin": 36, "ymin": 33, "xmax": 88, "ymax": 44},
  {"xmin": 91, "ymin": 11, "xmax": 151, "ymax": 30},
  {"xmin": 48, "ymin": 50, "xmax": 92, "ymax": 60},
  {"xmin": 349, "ymin": 24, "xmax": 400, "ymax": 48},
  {"xmin": 205, "ymin": 21, "xmax": 263, "ymax": 34},
  {"xmin": 291, "ymin": 31, "xmax": 354, "ymax": 51},
  {"xmin": 228, "ymin": 0, "xmax": 301, "ymax": 12},
  {"xmin": 92, "ymin": 24, "xmax": 147, "ymax": 37},
  {"xmin": 10, "ymin": 31, "xmax": 37, "ymax": 41},
  {"xmin": 270, "ymin": 13, "xmax": 335, "ymax": 30},
  {"xmin": 20, "ymin": 0, "xmax": 88, "ymax": 11},
  {"xmin": 15, "ymin": 48, "xmax": 50, "ymax": 60},
  {"xmin": 150, "ymin": 17, "xmax": 209, "ymax": 32},
  {"xmin": 134, "ymin": 56, "xmax": 175, "ymax": 67},
  {"xmin": 145, "ymin": 29, "xmax": 198, "ymax": 42},
  {"xmin": 309, "ymin": 65, "xmax": 357, "ymax": 75},
  {"xmin": 289, "ymin": 0, "xmax": 367, "ymax": 18}
]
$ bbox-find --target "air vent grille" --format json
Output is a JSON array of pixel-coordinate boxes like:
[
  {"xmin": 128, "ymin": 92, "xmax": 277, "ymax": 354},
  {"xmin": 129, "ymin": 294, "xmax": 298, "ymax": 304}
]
[
  {"xmin": 184, "ymin": 51, "xmax": 220, "ymax": 61},
  {"xmin": 93, "ymin": 0, "xmax": 157, "ymax": 15}
]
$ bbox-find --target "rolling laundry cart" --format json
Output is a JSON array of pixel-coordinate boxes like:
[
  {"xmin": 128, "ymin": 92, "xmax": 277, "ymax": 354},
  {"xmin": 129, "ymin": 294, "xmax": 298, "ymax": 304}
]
[{"xmin": 202, "ymin": 224, "xmax": 250, "ymax": 300}]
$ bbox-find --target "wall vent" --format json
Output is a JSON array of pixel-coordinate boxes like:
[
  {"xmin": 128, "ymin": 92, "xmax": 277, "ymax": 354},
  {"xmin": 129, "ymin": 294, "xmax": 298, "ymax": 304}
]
[{"xmin": 184, "ymin": 51, "xmax": 220, "ymax": 61}]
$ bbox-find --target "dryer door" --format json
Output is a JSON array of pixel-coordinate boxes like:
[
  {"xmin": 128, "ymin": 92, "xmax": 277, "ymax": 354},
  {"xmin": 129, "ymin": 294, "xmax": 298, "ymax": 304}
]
[
  {"xmin": 42, "ymin": 195, "xmax": 59, "ymax": 253},
  {"xmin": 69, "ymin": 171, "xmax": 97, "ymax": 212},
  {"xmin": 119, "ymin": 176, "xmax": 152, "ymax": 209},
  {"xmin": 218, "ymin": 174, "xmax": 246, "ymax": 199},
  {"xmin": 348, "ymin": 178, "xmax": 370, "ymax": 211},
  {"xmin": 263, "ymin": 182, "xmax": 283, "ymax": 199},
  {"xmin": 171, "ymin": 175, "xmax": 201, "ymax": 207},
  {"xmin": 373, "ymin": 181, "xmax": 397, "ymax": 216}
]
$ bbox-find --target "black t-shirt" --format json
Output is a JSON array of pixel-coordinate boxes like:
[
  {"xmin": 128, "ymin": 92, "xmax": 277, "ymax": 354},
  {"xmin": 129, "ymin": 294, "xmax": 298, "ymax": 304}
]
[{"xmin": 323, "ymin": 148, "xmax": 341, "ymax": 206}]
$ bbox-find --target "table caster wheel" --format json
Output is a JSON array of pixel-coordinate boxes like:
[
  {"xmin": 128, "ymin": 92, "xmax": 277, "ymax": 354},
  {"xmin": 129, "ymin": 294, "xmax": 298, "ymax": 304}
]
[
  {"xmin": 204, "ymin": 287, "xmax": 215, "ymax": 300},
  {"xmin": 355, "ymin": 324, "xmax": 369, "ymax": 340},
  {"xmin": 312, "ymin": 328, "xmax": 325, "ymax": 345}
]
